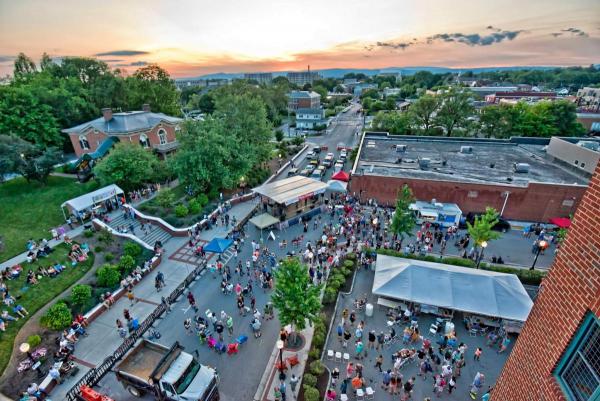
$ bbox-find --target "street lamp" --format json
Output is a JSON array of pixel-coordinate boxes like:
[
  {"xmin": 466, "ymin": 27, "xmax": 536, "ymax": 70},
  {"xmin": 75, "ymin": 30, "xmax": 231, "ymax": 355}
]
[
  {"xmin": 276, "ymin": 339, "xmax": 285, "ymax": 380},
  {"xmin": 530, "ymin": 240, "xmax": 549, "ymax": 270},
  {"xmin": 476, "ymin": 241, "xmax": 488, "ymax": 269}
]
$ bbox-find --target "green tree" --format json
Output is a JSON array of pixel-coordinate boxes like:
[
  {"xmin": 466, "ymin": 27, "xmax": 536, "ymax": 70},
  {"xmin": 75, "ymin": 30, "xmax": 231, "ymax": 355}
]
[
  {"xmin": 409, "ymin": 94, "xmax": 439, "ymax": 135},
  {"xmin": 127, "ymin": 64, "xmax": 180, "ymax": 116},
  {"xmin": 435, "ymin": 87, "xmax": 474, "ymax": 136},
  {"xmin": 96, "ymin": 264, "xmax": 121, "ymax": 288},
  {"xmin": 275, "ymin": 129, "xmax": 284, "ymax": 142},
  {"xmin": 373, "ymin": 111, "xmax": 414, "ymax": 135},
  {"xmin": 478, "ymin": 105, "xmax": 512, "ymax": 138},
  {"xmin": 123, "ymin": 241, "xmax": 142, "ymax": 258},
  {"xmin": 42, "ymin": 302, "xmax": 72, "ymax": 330},
  {"xmin": 13, "ymin": 53, "xmax": 37, "ymax": 79},
  {"xmin": 467, "ymin": 207, "xmax": 502, "ymax": 267},
  {"xmin": 188, "ymin": 93, "xmax": 215, "ymax": 114},
  {"xmin": 155, "ymin": 188, "xmax": 176, "ymax": 209},
  {"xmin": 118, "ymin": 255, "xmax": 136, "ymax": 276},
  {"xmin": 93, "ymin": 143, "xmax": 160, "ymax": 192},
  {"xmin": 271, "ymin": 258, "xmax": 322, "ymax": 345},
  {"xmin": 10, "ymin": 141, "xmax": 63, "ymax": 184},
  {"xmin": 390, "ymin": 185, "xmax": 416, "ymax": 240},
  {"xmin": 71, "ymin": 284, "xmax": 92, "ymax": 307}
]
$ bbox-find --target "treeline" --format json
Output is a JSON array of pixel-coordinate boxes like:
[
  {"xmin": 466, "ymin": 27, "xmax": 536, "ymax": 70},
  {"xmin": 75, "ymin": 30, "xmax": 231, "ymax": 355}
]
[{"xmin": 0, "ymin": 53, "xmax": 180, "ymax": 149}]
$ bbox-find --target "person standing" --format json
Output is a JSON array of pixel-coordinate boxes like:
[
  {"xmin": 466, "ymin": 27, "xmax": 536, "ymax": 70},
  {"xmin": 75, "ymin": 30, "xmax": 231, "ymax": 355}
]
[
  {"xmin": 215, "ymin": 320, "xmax": 225, "ymax": 341},
  {"xmin": 469, "ymin": 372, "xmax": 484, "ymax": 399},
  {"xmin": 474, "ymin": 347, "xmax": 482, "ymax": 361},
  {"xmin": 374, "ymin": 355, "xmax": 384, "ymax": 372},
  {"xmin": 226, "ymin": 315, "xmax": 234, "ymax": 337},
  {"xmin": 355, "ymin": 340, "xmax": 364, "ymax": 360},
  {"xmin": 289, "ymin": 374, "xmax": 299, "ymax": 394},
  {"xmin": 448, "ymin": 375, "xmax": 457, "ymax": 394}
]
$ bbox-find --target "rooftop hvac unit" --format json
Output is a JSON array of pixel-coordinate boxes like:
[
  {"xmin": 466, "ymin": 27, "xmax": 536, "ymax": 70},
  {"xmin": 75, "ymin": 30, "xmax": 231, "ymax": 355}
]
[
  {"xmin": 513, "ymin": 163, "xmax": 530, "ymax": 173},
  {"xmin": 396, "ymin": 144, "xmax": 407, "ymax": 152},
  {"xmin": 419, "ymin": 158, "xmax": 430, "ymax": 169},
  {"xmin": 460, "ymin": 145, "xmax": 473, "ymax": 154}
]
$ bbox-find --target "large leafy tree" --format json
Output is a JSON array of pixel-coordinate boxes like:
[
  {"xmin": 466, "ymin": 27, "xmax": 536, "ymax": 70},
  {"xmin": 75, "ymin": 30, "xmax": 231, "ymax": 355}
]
[
  {"xmin": 435, "ymin": 87, "xmax": 474, "ymax": 137},
  {"xmin": 373, "ymin": 111, "xmax": 414, "ymax": 135},
  {"xmin": 127, "ymin": 64, "xmax": 180, "ymax": 116},
  {"xmin": 478, "ymin": 105, "xmax": 512, "ymax": 138},
  {"xmin": 93, "ymin": 143, "xmax": 161, "ymax": 192},
  {"xmin": 271, "ymin": 258, "xmax": 322, "ymax": 345},
  {"xmin": 467, "ymin": 207, "xmax": 502, "ymax": 266},
  {"xmin": 13, "ymin": 53, "xmax": 37, "ymax": 80},
  {"xmin": 409, "ymin": 94, "xmax": 439, "ymax": 135},
  {"xmin": 0, "ymin": 136, "xmax": 63, "ymax": 184},
  {"xmin": 390, "ymin": 185, "xmax": 416, "ymax": 240}
]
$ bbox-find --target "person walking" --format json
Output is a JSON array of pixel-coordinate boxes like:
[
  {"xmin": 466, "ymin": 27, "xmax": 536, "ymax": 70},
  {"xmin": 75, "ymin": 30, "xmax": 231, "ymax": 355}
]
[
  {"xmin": 184, "ymin": 318, "xmax": 193, "ymax": 335},
  {"xmin": 226, "ymin": 315, "xmax": 234, "ymax": 336},
  {"xmin": 127, "ymin": 288, "xmax": 135, "ymax": 305},
  {"xmin": 289, "ymin": 374, "xmax": 299, "ymax": 394},
  {"xmin": 355, "ymin": 340, "xmax": 364, "ymax": 360},
  {"xmin": 374, "ymin": 355, "xmax": 384, "ymax": 372},
  {"xmin": 215, "ymin": 320, "xmax": 225, "ymax": 341},
  {"xmin": 187, "ymin": 291, "xmax": 198, "ymax": 312},
  {"xmin": 474, "ymin": 347, "xmax": 482, "ymax": 361},
  {"xmin": 469, "ymin": 372, "xmax": 484, "ymax": 399},
  {"xmin": 448, "ymin": 375, "xmax": 457, "ymax": 394}
]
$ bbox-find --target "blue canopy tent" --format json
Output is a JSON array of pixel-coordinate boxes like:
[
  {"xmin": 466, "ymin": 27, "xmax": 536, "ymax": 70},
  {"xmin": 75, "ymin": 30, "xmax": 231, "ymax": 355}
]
[{"xmin": 203, "ymin": 238, "xmax": 233, "ymax": 254}]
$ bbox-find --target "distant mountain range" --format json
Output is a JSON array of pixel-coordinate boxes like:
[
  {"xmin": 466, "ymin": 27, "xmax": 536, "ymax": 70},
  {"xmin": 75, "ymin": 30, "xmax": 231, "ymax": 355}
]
[{"xmin": 178, "ymin": 66, "xmax": 565, "ymax": 81}]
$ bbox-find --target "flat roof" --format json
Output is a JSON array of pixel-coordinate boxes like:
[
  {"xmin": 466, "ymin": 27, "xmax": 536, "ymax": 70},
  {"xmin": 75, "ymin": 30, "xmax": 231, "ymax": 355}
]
[
  {"xmin": 253, "ymin": 176, "xmax": 328, "ymax": 205},
  {"xmin": 355, "ymin": 135, "xmax": 588, "ymax": 187}
]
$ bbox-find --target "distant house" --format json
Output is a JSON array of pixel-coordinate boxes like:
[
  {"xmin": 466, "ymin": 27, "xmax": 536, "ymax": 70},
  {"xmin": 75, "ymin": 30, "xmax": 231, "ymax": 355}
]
[
  {"xmin": 383, "ymin": 87, "xmax": 401, "ymax": 97},
  {"xmin": 295, "ymin": 108, "xmax": 325, "ymax": 129},
  {"xmin": 243, "ymin": 72, "xmax": 273, "ymax": 84},
  {"xmin": 288, "ymin": 91, "xmax": 321, "ymax": 110},
  {"xmin": 354, "ymin": 83, "xmax": 378, "ymax": 96},
  {"xmin": 63, "ymin": 105, "xmax": 182, "ymax": 159}
]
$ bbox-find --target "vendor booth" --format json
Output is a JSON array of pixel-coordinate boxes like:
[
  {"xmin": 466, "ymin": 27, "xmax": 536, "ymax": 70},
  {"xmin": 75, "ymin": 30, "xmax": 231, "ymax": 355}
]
[
  {"xmin": 252, "ymin": 176, "xmax": 328, "ymax": 219},
  {"xmin": 409, "ymin": 200, "xmax": 462, "ymax": 227},
  {"xmin": 373, "ymin": 255, "xmax": 533, "ymax": 333},
  {"xmin": 61, "ymin": 184, "xmax": 124, "ymax": 222}
]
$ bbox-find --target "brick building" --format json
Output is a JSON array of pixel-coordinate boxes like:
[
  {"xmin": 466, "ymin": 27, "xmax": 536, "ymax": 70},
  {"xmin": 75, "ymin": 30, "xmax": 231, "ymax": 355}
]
[
  {"xmin": 288, "ymin": 91, "xmax": 321, "ymax": 110},
  {"xmin": 491, "ymin": 163, "xmax": 600, "ymax": 401},
  {"xmin": 349, "ymin": 133, "xmax": 592, "ymax": 222},
  {"xmin": 63, "ymin": 105, "xmax": 182, "ymax": 159}
]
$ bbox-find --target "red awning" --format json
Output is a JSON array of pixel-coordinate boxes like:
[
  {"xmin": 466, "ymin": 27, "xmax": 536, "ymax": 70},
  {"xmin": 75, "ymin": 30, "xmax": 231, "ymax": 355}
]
[
  {"xmin": 549, "ymin": 217, "xmax": 571, "ymax": 228},
  {"xmin": 331, "ymin": 170, "xmax": 350, "ymax": 182}
]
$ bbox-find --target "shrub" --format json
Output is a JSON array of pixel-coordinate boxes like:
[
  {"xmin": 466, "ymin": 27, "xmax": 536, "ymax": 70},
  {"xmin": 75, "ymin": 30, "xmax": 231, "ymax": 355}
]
[
  {"xmin": 71, "ymin": 284, "xmax": 92, "ymax": 307},
  {"xmin": 174, "ymin": 204, "xmax": 189, "ymax": 218},
  {"xmin": 27, "ymin": 335, "xmax": 41, "ymax": 348},
  {"xmin": 303, "ymin": 373, "xmax": 317, "ymax": 387},
  {"xmin": 323, "ymin": 287, "xmax": 337, "ymax": 304},
  {"xmin": 123, "ymin": 241, "xmax": 142, "ymax": 258},
  {"xmin": 341, "ymin": 267, "xmax": 352, "ymax": 277},
  {"xmin": 118, "ymin": 255, "xmax": 136, "ymax": 276},
  {"xmin": 98, "ymin": 228, "xmax": 114, "ymax": 245},
  {"xmin": 343, "ymin": 260, "xmax": 355, "ymax": 269},
  {"xmin": 188, "ymin": 199, "xmax": 201, "ymax": 214},
  {"xmin": 196, "ymin": 194, "xmax": 209, "ymax": 207},
  {"xmin": 156, "ymin": 188, "xmax": 176, "ymax": 209},
  {"xmin": 42, "ymin": 302, "xmax": 72, "ymax": 330},
  {"xmin": 96, "ymin": 264, "xmax": 121, "ymax": 288},
  {"xmin": 103, "ymin": 252, "xmax": 114, "ymax": 262},
  {"xmin": 208, "ymin": 188, "xmax": 219, "ymax": 200},
  {"xmin": 327, "ymin": 280, "xmax": 340, "ymax": 292},
  {"xmin": 307, "ymin": 347, "xmax": 321, "ymax": 360},
  {"xmin": 309, "ymin": 360, "xmax": 325, "ymax": 375},
  {"xmin": 346, "ymin": 252, "xmax": 356, "ymax": 261},
  {"xmin": 165, "ymin": 216, "xmax": 183, "ymax": 227},
  {"xmin": 303, "ymin": 386, "xmax": 320, "ymax": 401},
  {"xmin": 312, "ymin": 332, "xmax": 325, "ymax": 348},
  {"xmin": 83, "ymin": 230, "xmax": 95, "ymax": 238},
  {"xmin": 94, "ymin": 246, "xmax": 104, "ymax": 253}
]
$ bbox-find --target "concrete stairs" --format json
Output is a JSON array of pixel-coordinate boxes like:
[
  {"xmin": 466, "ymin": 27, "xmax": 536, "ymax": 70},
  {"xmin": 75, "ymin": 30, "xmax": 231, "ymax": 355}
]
[{"xmin": 108, "ymin": 214, "xmax": 172, "ymax": 247}]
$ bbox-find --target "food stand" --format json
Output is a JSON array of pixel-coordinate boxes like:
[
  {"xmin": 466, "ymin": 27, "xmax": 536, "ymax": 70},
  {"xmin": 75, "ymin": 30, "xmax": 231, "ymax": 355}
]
[
  {"xmin": 252, "ymin": 176, "xmax": 328, "ymax": 219},
  {"xmin": 409, "ymin": 200, "xmax": 462, "ymax": 227},
  {"xmin": 61, "ymin": 184, "xmax": 125, "ymax": 222}
]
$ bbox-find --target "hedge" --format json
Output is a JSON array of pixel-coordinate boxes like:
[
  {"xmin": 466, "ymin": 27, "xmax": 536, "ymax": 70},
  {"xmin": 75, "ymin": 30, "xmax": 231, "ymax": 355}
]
[{"xmin": 376, "ymin": 248, "xmax": 546, "ymax": 285}]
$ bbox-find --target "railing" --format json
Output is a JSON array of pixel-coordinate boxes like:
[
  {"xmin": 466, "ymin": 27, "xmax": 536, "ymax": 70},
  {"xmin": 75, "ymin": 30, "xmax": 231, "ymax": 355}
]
[
  {"xmin": 152, "ymin": 140, "xmax": 179, "ymax": 152},
  {"xmin": 65, "ymin": 260, "xmax": 207, "ymax": 401}
]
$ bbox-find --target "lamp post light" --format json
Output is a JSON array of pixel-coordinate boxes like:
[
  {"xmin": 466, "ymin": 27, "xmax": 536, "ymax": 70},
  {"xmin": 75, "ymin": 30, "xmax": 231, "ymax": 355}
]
[
  {"xmin": 476, "ymin": 241, "xmax": 488, "ymax": 269},
  {"xmin": 530, "ymin": 240, "xmax": 549, "ymax": 270},
  {"xmin": 276, "ymin": 339, "xmax": 285, "ymax": 380}
]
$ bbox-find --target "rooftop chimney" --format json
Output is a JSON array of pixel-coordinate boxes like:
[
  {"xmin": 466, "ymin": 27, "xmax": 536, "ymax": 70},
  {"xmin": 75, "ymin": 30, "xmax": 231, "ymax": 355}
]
[
  {"xmin": 142, "ymin": 104, "xmax": 151, "ymax": 112},
  {"xmin": 102, "ymin": 108, "xmax": 113, "ymax": 122}
]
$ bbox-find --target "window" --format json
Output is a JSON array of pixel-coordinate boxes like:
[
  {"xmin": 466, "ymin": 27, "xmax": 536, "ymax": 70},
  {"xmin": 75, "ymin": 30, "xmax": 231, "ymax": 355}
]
[
  {"xmin": 158, "ymin": 129, "xmax": 167, "ymax": 145},
  {"xmin": 139, "ymin": 134, "xmax": 150, "ymax": 148},
  {"xmin": 79, "ymin": 135, "xmax": 90, "ymax": 150},
  {"xmin": 554, "ymin": 313, "xmax": 600, "ymax": 401}
]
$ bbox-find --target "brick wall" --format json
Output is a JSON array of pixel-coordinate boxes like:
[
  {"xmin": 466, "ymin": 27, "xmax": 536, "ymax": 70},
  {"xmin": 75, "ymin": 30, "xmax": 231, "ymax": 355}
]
[
  {"xmin": 491, "ymin": 163, "xmax": 600, "ymax": 400},
  {"xmin": 349, "ymin": 175, "xmax": 587, "ymax": 222},
  {"xmin": 69, "ymin": 130, "xmax": 108, "ymax": 157}
]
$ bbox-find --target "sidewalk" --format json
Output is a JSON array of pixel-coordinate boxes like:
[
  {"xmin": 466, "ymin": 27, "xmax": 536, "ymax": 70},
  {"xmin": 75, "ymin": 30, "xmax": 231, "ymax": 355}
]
[{"xmin": 48, "ymin": 200, "xmax": 258, "ymax": 400}]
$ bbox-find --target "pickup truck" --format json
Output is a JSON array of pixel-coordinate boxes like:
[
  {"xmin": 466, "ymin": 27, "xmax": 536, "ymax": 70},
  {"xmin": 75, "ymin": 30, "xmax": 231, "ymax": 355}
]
[{"xmin": 114, "ymin": 340, "xmax": 219, "ymax": 401}]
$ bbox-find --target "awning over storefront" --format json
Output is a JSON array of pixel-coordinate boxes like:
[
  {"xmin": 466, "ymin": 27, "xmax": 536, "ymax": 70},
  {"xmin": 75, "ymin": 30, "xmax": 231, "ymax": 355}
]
[
  {"xmin": 249, "ymin": 213, "xmax": 280, "ymax": 230},
  {"xmin": 252, "ymin": 176, "xmax": 328, "ymax": 206},
  {"xmin": 61, "ymin": 184, "xmax": 124, "ymax": 213},
  {"xmin": 548, "ymin": 217, "xmax": 571, "ymax": 228},
  {"xmin": 373, "ymin": 255, "xmax": 533, "ymax": 322}
]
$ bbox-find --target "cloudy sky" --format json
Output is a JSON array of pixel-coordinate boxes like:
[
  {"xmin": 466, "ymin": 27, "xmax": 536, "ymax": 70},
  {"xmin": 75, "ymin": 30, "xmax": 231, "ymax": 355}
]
[{"xmin": 0, "ymin": 0, "xmax": 598, "ymax": 77}]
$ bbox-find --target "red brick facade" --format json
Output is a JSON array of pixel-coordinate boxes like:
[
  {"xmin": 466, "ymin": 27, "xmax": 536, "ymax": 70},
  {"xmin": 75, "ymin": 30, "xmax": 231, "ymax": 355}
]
[
  {"xmin": 349, "ymin": 175, "xmax": 587, "ymax": 222},
  {"xmin": 491, "ymin": 163, "xmax": 600, "ymax": 400},
  {"xmin": 68, "ymin": 123, "xmax": 178, "ymax": 158}
]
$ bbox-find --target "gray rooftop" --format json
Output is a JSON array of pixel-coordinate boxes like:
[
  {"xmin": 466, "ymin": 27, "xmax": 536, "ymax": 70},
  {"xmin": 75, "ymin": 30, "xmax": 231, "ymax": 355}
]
[
  {"xmin": 288, "ymin": 90, "xmax": 320, "ymax": 99},
  {"xmin": 355, "ymin": 135, "xmax": 589, "ymax": 187},
  {"xmin": 296, "ymin": 107, "xmax": 324, "ymax": 115},
  {"xmin": 63, "ymin": 111, "xmax": 182, "ymax": 135}
]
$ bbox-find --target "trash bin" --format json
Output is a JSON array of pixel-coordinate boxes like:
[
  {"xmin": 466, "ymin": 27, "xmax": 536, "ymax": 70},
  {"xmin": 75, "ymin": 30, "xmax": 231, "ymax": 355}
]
[{"xmin": 365, "ymin": 303, "xmax": 374, "ymax": 317}]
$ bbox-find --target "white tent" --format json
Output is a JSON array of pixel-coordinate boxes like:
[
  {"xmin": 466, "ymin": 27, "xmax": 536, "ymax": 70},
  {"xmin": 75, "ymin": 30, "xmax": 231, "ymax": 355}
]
[
  {"xmin": 373, "ymin": 255, "xmax": 533, "ymax": 322},
  {"xmin": 61, "ymin": 184, "xmax": 124, "ymax": 213},
  {"xmin": 326, "ymin": 180, "xmax": 348, "ymax": 192},
  {"xmin": 249, "ymin": 213, "xmax": 280, "ymax": 230}
]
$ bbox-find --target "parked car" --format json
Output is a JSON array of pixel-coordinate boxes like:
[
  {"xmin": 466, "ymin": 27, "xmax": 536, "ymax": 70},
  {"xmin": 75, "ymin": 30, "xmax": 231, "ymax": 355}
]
[
  {"xmin": 287, "ymin": 168, "xmax": 299, "ymax": 177},
  {"xmin": 309, "ymin": 159, "xmax": 319, "ymax": 166},
  {"xmin": 300, "ymin": 168, "xmax": 310, "ymax": 176},
  {"xmin": 459, "ymin": 212, "xmax": 512, "ymax": 232},
  {"xmin": 312, "ymin": 146, "xmax": 322, "ymax": 154},
  {"xmin": 311, "ymin": 166, "xmax": 325, "ymax": 179},
  {"xmin": 306, "ymin": 151, "xmax": 316, "ymax": 160},
  {"xmin": 340, "ymin": 150, "xmax": 348, "ymax": 160},
  {"xmin": 305, "ymin": 164, "xmax": 316, "ymax": 173}
]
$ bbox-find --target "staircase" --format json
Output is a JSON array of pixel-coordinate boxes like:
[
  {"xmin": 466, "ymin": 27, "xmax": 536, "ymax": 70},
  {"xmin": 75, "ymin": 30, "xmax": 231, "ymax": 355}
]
[{"xmin": 107, "ymin": 214, "xmax": 172, "ymax": 247}]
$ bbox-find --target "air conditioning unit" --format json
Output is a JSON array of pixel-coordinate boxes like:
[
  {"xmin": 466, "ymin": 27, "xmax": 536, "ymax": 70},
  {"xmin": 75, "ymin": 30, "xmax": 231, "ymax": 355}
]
[
  {"xmin": 419, "ymin": 158, "xmax": 430, "ymax": 169},
  {"xmin": 514, "ymin": 163, "xmax": 530, "ymax": 173},
  {"xmin": 460, "ymin": 145, "xmax": 473, "ymax": 154},
  {"xmin": 396, "ymin": 144, "xmax": 407, "ymax": 152}
]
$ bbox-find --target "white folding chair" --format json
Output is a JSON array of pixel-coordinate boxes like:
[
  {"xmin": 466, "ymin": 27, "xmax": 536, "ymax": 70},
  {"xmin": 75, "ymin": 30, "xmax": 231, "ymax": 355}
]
[
  {"xmin": 365, "ymin": 387, "xmax": 375, "ymax": 399},
  {"xmin": 356, "ymin": 388, "xmax": 365, "ymax": 400},
  {"xmin": 327, "ymin": 349, "xmax": 334, "ymax": 360},
  {"xmin": 343, "ymin": 352, "xmax": 350, "ymax": 363},
  {"xmin": 335, "ymin": 351, "xmax": 342, "ymax": 362},
  {"xmin": 429, "ymin": 324, "xmax": 438, "ymax": 335},
  {"xmin": 340, "ymin": 395, "xmax": 349, "ymax": 401}
]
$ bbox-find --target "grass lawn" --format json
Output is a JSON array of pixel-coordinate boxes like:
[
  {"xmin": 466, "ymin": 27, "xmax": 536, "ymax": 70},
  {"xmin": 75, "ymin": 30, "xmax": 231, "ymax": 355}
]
[
  {"xmin": 0, "ymin": 176, "xmax": 98, "ymax": 260},
  {"xmin": 0, "ymin": 243, "xmax": 95, "ymax": 375}
]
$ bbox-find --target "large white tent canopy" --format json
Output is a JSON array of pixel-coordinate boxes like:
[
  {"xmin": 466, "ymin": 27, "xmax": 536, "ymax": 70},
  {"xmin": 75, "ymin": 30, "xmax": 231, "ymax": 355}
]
[
  {"xmin": 249, "ymin": 213, "xmax": 280, "ymax": 230},
  {"xmin": 252, "ymin": 176, "xmax": 327, "ymax": 206},
  {"xmin": 373, "ymin": 255, "xmax": 533, "ymax": 322},
  {"xmin": 61, "ymin": 184, "xmax": 124, "ymax": 213}
]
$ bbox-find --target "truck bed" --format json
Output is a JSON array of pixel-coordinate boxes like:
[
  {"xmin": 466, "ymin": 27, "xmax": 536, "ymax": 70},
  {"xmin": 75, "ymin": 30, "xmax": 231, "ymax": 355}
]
[{"xmin": 116, "ymin": 342, "xmax": 167, "ymax": 383}]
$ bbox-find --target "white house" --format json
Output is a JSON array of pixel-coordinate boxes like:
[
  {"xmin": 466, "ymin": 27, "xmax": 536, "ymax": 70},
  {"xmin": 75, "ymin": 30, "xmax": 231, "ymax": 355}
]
[{"xmin": 295, "ymin": 108, "xmax": 325, "ymax": 129}]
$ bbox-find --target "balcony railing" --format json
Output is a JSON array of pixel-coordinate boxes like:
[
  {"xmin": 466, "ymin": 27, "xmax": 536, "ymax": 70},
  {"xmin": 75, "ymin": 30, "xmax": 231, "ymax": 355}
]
[{"xmin": 152, "ymin": 140, "xmax": 179, "ymax": 152}]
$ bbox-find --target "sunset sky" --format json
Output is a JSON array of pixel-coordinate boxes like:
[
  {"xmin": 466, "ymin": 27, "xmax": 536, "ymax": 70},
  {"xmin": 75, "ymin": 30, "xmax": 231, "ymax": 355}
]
[{"xmin": 0, "ymin": 0, "xmax": 598, "ymax": 78}]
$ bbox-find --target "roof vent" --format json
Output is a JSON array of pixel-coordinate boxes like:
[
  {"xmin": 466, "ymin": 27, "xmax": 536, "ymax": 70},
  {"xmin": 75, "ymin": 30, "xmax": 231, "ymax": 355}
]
[
  {"xmin": 514, "ymin": 163, "xmax": 530, "ymax": 173},
  {"xmin": 460, "ymin": 145, "xmax": 473, "ymax": 154},
  {"xmin": 396, "ymin": 144, "xmax": 407, "ymax": 152},
  {"xmin": 419, "ymin": 158, "xmax": 430, "ymax": 169}
]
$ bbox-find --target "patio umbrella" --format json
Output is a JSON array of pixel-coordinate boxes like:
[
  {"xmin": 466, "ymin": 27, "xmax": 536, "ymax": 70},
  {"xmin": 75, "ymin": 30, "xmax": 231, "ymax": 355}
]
[
  {"xmin": 331, "ymin": 170, "xmax": 350, "ymax": 182},
  {"xmin": 326, "ymin": 180, "xmax": 348, "ymax": 193},
  {"xmin": 203, "ymin": 238, "xmax": 233, "ymax": 254}
]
